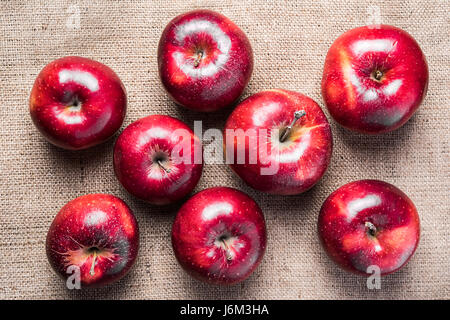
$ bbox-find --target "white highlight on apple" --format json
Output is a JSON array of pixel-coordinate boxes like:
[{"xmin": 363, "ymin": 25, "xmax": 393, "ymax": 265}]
[
  {"xmin": 346, "ymin": 194, "xmax": 381, "ymax": 222},
  {"xmin": 252, "ymin": 102, "xmax": 279, "ymax": 126},
  {"xmin": 59, "ymin": 69, "xmax": 99, "ymax": 92},
  {"xmin": 351, "ymin": 39, "xmax": 395, "ymax": 55},
  {"xmin": 137, "ymin": 127, "xmax": 171, "ymax": 148},
  {"xmin": 276, "ymin": 131, "xmax": 311, "ymax": 163},
  {"xmin": 173, "ymin": 19, "xmax": 231, "ymax": 78},
  {"xmin": 349, "ymin": 72, "xmax": 380, "ymax": 102},
  {"xmin": 84, "ymin": 210, "xmax": 108, "ymax": 227},
  {"xmin": 383, "ymin": 79, "xmax": 402, "ymax": 96},
  {"xmin": 202, "ymin": 202, "xmax": 233, "ymax": 221},
  {"xmin": 56, "ymin": 112, "xmax": 84, "ymax": 125},
  {"xmin": 363, "ymin": 88, "xmax": 379, "ymax": 102},
  {"xmin": 206, "ymin": 248, "xmax": 216, "ymax": 258}
]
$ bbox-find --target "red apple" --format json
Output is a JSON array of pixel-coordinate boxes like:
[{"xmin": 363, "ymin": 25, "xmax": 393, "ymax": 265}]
[
  {"xmin": 318, "ymin": 180, "xmax": 420, "ymax": 276},
  {"xmin": 223, "ymin": 89, "xmax": 332, "ymax": 195},
  {"xmin": 172, "ymin": 187, "xmax": 266, "ymax": 284},
  {"xmin": 30, "ymin": 56, "xmax": 127, "ymax": 150},
  {"xmin": 46, "ymin": 194, "xmax": 139, "ymax": 288},
  {"xmin": 114, "ymin": 115, "xmax": 203, "ymax": 205},
  {"xmin": 157, "ymin": 10, "xmax": 253, "ymax": 112},
  {"xmin": 322, "ymin": 25, "xmax": 428, "ymax": 134}
]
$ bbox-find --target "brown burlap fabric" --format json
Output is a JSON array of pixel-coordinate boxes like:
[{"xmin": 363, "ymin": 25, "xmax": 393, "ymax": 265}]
[{"xmin": 0, "ymin": 0, "xmax": 448, "ymax": 300}]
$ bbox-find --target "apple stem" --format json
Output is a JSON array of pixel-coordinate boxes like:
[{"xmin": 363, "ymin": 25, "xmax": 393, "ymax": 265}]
[
  {"xmin": 89, "ymin": 250, "xmax": 97, "ymax": 276},
  {"xmin": 193, "ymin": 51, "xmax": 203, "ymax": 68},
  {"xmin": 157, "ymin": 159, "xmax": 171, "ymax": 173},
  {"xmin": 365, "ymin": 221, "xmax": 377, "ymax": 237},
  {"xmin": 279, "ymin": 110, "xmax": 306, "ymax": 142},
  {"xmin": 221, "ymin": 238, "xmax": 233, "ymax": 261}
]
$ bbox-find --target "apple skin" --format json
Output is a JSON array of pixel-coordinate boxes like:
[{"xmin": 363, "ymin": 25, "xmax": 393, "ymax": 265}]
[
  {"xmin": 318, "ymin": 180, "xmax": 420, "ymax": 276},
  {"xmin": 224, "ymin": 89, "xmax": 333, "ymax": 195},
  {"xmin": 322, "ymin": 25, "xmax": 428, "ymax": 134},
  {"xmin": 113, "ymin": 115, "xmax": 203, "ymax": 205},
  {"xmin": 157, "ymin": 9, "xmax": 253, "ymax": 112},
  {"xmin": 172, "ymin": 187, "xmax": 266, "ymax": 285},
  {"xmin": 30, "ymin": 56, "xmax": 127, "ymax": 150},
  {"xmin": 46, "ymin": 194, "xmax": 139, "ymax": 288}
]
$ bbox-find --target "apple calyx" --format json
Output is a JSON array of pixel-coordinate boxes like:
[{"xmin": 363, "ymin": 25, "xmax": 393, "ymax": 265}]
[
  {"xmin": 371, "ymin": 69, "xmax": 384, "ymax": 82},
  {"xmin": 279, "ymin": 110, "xmax": 306, "ymax": 142},
  {"xmin": 151, "ymin": 148, "xmax": 172, "ymax": 173},
  {"xmin": 216, "ymin": 235, "xmax": 234, "ymax": 261},
  {"xmin": 193, "ymin": 50, "xmax": 204, "ymax": 68},
  {"xmin": 64, "ymin": 94, "xmax": 82, "ymax": 112},
  {"xmin": 365, "ymin": 221, "xmax": 378, "ymax": 237}
]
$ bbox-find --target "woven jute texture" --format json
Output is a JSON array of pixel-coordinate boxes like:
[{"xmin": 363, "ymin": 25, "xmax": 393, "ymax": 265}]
[{"xmin": 0, "ymin": 0, "xmax": 448, "ymax": 300}]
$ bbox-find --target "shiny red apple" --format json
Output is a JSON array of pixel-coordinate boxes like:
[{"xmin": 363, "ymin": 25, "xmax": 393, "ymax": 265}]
[
  {"xmin": 30, "ymin": 56, "xmax": 127, "ymax": 150},
  {"xmin": 157, "ymin": 10, "xmax": 253, "ymax": 112},
  {"xmin": 114, "ymin": 115, "xmax": 203, "ymax": 205},
  {"xmin": 46, "ymin": 194, "xmax": 139, "ymax": 288},
  {"xmin": 172, "ymin": 187, "xmax": 266, "ymax": 284},
  {"xmin": 224, "ymin": 89, "xmax": 332, "ymax": 195},
  {"xmin": 318, "ymin": 180, "xmax": 420, "ymax": 276},
  {"xmin": 322, "ymin": 25, "xmax": 428, "ymax": 134}
]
